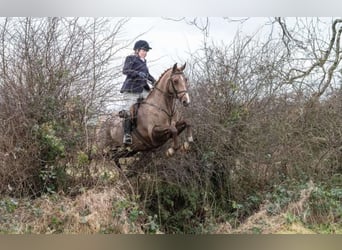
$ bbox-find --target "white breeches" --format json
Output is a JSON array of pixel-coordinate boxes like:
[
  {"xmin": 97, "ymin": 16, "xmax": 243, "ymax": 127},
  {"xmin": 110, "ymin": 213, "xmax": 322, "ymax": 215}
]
[{"xmin": 116, "ymin": 90, "xmax": 149, "ymax": 112}]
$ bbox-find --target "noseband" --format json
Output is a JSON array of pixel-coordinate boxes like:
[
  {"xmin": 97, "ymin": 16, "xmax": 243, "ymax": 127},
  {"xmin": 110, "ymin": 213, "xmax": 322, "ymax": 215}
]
[{"xmin": 169, "ymin": 72, "xmax": 188, "ymax": 100}]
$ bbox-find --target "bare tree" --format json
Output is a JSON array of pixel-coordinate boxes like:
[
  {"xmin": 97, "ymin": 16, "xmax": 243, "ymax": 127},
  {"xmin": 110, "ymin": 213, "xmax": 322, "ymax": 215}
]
[
  {"xmin": 273, "ymin": 18, "xmax": 342, "ymax": 99},
  {"xmin": 139, "ymin": 18, "xmax": 342, "ymax": 231},
  {"xmin": 0, "ymin": 17, "xmax": 130, "ymax": 196}
]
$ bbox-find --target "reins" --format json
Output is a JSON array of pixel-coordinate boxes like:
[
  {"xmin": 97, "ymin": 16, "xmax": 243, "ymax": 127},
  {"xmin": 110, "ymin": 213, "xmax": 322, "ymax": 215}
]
[
  {"xmin": 141, "ymin": 70, "xmax": 187, "ymax": 123},
  {"xmin": 153, "ymin": 71, "xmax": 188, "ymax": 99},
  {"xmin": 131, "ymin": 67, "xmax": 188, "ymax": 149}
]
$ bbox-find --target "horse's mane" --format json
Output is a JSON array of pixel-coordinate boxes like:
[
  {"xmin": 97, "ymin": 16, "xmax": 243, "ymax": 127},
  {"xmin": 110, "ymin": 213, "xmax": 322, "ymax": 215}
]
[
  {"xmin": 154, "ymin": 67, "xmax": 172, "ymax": 87},
  {"xmin": 154, "ymin": 64, "xmax": 184, "ymax": 87},
  {"xmin": 144, "ymin": 67, "xmax": 172, "ymax": 100}
]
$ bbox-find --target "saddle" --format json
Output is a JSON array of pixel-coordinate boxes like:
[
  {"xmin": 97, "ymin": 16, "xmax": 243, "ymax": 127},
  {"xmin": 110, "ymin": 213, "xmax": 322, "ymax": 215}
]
[
  {"xmin": 119, "ymin": 97, "xmax": 144, "ymax": 129},
  {"xmin": 130, "ymin": 97, "xmax": 144, "ymax": 129}
]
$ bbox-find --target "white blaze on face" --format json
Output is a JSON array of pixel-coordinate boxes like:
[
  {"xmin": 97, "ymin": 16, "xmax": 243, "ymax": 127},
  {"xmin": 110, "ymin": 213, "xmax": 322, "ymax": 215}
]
[
  {"xmin": 179, "ymin": 75, "xmax": 190, "ymax": 104},
  {"xmin": 184, "ymin": 93, "xmax": 190, "ymax": 104}
]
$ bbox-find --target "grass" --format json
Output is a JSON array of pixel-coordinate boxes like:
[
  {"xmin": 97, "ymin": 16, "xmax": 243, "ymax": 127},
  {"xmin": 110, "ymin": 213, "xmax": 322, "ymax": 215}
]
[
  {"xmin": 0, "ymin": 185, "xmax": 142, "ymax": 234},
  {"xmin": 0, "ymin": 171, "xmax": 340, "ymax": 234}
]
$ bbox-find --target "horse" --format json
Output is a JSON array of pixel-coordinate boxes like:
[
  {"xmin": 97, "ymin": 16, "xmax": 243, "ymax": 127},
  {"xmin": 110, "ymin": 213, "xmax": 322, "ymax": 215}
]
[{"xmin": 95, "ymin": 63, "xmax": 193, "ymax": 168}]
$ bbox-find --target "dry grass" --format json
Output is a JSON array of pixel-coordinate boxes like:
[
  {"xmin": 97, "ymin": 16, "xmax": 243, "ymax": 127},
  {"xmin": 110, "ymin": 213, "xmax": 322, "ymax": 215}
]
[
  {"xmin": 0, "ymin": 184, "xmax": 143, "ymax": 234},
  {"xmin": 214, "ymin": 181, "xmax": 317, "ymax": 234}
]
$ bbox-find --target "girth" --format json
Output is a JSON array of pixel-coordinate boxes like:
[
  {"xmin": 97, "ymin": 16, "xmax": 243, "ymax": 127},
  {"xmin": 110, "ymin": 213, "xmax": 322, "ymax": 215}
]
[
  {"xmin": 141, "ymin": 101, "xmax": 174, "ymax": 123},
  {"xmin": 132, "ymin": 127, "xmax": 156, "ymax": 149},
  {"xmin": 129, "ymin": 98, "xmax": 158, "ymax": 149}
]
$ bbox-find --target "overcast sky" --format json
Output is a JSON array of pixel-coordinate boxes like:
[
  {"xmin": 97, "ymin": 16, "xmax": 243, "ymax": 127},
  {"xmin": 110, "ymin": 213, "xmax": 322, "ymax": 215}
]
[
  {"xmin": 119, "ymin": 17, "xmax": 269, "ymax": 78},
  {"xmin": 1, "ymin": 0, "xmax": 341, "ymax": 16}
]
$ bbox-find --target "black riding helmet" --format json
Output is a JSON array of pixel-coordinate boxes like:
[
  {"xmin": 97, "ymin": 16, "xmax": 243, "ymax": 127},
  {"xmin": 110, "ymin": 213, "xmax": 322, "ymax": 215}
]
[{"xmin": 133, "ymin": 40, "xmax": 152, "ymax": 51}]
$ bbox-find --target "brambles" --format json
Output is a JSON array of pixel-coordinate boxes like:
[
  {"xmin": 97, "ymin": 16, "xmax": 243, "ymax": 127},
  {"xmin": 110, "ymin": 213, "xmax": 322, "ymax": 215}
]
[{"xmin": 0, "ymin": 17, "xmax": 341, "ymax": 233}]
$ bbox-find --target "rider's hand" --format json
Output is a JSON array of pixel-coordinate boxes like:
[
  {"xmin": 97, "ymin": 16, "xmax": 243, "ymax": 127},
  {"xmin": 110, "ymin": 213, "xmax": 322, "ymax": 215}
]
[{"xmin": 138, "ymin": 72, "xmax": 147, "ymax": 78}]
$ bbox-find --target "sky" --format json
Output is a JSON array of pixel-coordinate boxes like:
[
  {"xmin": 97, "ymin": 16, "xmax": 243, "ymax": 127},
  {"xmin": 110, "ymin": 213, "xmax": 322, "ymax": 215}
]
[
  {"xmin": 1, "ymin": 0, "xmax": 342, "ymax": 16},
  {"xmin": 118, "ymin": 17, "xmax": 269, "ymax": 78},
  {"xmin": 110, "ymin": 17, "xmax": 269, "ymax": 110}
]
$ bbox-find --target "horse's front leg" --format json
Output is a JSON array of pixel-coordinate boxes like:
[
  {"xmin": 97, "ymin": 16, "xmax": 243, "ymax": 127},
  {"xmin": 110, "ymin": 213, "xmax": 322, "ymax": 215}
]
[
  {"xmin": 175, "ymin": 120, "xmax": 193, "ymax": 152},
  {"xmin": 152, "ymin": 125, "xmax": 179, "ymax": 157},
  {"xmin": 169, "ymin": 124, "xmax": 180, "ymax": 156}
]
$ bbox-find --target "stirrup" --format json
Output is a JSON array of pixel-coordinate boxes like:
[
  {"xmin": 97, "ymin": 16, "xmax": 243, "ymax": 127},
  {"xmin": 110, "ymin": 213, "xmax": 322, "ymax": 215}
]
[{"xmin": 123, "ymin": 133, "xmax": 132, "ymax": 145}]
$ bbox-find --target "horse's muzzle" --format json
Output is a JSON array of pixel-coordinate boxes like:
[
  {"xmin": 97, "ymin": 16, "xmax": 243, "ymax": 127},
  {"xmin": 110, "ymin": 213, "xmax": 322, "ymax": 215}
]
[
  {"xmin": 183, "ymin": 100, "xmax": 190, "ymax": 107},
  {"xmin": 181, "ymin": 93, "xmax": 190, "ymax": 107}
]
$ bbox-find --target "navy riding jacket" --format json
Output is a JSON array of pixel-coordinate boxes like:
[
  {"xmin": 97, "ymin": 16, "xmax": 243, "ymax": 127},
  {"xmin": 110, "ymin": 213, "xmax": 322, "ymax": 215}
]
[{"xmin": 120, "ymin": 55, "xmax": 156, "ymax": 93}]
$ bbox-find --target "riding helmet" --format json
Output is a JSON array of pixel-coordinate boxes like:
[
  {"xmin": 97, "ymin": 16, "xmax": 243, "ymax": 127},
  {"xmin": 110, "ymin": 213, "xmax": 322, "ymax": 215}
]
[{"xmin": 133, "ymin": 40, "xmax": 152, "ymax": 51}]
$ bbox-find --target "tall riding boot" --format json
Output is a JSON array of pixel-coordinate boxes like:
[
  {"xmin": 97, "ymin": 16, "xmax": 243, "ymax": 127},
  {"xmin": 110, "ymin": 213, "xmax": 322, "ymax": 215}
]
[{"xmin": 123, "ymin": 113, "xmax": 132, "ymax": 145}]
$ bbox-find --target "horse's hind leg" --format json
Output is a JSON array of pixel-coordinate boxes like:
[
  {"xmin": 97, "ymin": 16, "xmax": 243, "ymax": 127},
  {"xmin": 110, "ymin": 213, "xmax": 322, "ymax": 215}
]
[{"xmin": 114, "ymin": 157, "xmax": 121, "ymax": 169}]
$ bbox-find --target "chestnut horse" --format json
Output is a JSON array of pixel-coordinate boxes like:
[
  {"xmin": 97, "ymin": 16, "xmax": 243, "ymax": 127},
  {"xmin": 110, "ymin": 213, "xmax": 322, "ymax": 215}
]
[{"xmin": 96, "ymin": 63, "xmax": 193, "ymax": 167}]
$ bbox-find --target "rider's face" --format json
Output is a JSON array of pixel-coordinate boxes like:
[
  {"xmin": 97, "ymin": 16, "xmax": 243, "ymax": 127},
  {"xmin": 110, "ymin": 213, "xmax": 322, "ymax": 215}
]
[{"xmin": 138, "ymin": 49, "xmax": 148, "ymax": 59}]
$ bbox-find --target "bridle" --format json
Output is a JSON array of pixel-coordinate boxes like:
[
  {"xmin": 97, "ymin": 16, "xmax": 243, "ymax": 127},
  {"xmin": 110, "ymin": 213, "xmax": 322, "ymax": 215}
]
[
  {"xmin": 141, "ymin": 70, "xmax": 188, "ymax": 123},
  {"xmin": 133, "ymin": 69, "xmax": 189, "ymax": 148},
  {"xmin": 154, "ymin": 71, "xmax": 188, "ymax": 100}
]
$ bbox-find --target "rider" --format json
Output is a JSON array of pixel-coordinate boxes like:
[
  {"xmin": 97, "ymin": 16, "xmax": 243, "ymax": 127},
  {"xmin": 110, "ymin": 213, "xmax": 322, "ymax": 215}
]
[{"xmin": 119, "ymin": 40, "xmax": 156, "ymax": 145}]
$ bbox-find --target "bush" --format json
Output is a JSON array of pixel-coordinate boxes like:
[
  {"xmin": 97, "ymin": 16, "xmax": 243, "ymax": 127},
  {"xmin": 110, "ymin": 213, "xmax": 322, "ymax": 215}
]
[
  {"xmin": 305, "ymin": 176, "xmax": 342, "ymax": 226},
  {"xmin": 127, "ymin": 36, "xmax": 342, "ymax": 232},
  {"xmin": 0, "ymin": 17, "xmax": 126, "ymax": 196}
]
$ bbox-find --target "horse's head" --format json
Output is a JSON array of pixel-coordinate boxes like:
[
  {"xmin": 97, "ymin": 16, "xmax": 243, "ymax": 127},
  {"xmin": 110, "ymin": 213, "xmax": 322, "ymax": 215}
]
[{"xmin": 168, "ymin": 63, "xmax": 190, "ymax": 107}]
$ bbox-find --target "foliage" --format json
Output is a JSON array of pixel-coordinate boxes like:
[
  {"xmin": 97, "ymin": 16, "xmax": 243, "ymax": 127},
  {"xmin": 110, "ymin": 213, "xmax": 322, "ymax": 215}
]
[
  {"xmin": 127, "ymin": 18, "xmax": 342, "ymax": 233},
  {"xmin": 304, "ymin": 177, "xmax": 342, "ymax": 227},
  {"xmin": 0, "ymin": 17, "xmax": 128, "ymax": 196},
  {"xmin": 1, "ymin": 17, "xmax": 342, "ymax": 233}
]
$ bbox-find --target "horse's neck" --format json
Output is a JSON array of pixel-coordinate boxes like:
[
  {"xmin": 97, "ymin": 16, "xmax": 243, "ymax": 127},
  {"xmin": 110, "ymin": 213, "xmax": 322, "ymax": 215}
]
[{"xmin": 148, "ymin": 72, "xmax": 174, "ymax": 110}]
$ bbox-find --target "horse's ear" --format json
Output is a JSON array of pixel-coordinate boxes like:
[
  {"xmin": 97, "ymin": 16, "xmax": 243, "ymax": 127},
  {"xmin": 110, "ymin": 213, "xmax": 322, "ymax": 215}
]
[
  {"xmin": 180, "ymin": 63, "xmax": 186, "ymax": 71},
  {"xmin": 172, "ymin": 63, "xmax": 178, "ymax": 73}
]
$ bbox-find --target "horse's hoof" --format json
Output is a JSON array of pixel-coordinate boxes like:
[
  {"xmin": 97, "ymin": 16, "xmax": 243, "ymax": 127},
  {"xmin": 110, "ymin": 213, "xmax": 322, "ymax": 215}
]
[
  {"xmin": 188, "ymin": 136, "xmax": 194, "ymax": 142},
  {"xmin": 166, "ymin": 148, "xmax": 175, "ymax": 157},
  {"xmin": 181, "ymin": 142, "xmax": 190, "ymax": 151}
]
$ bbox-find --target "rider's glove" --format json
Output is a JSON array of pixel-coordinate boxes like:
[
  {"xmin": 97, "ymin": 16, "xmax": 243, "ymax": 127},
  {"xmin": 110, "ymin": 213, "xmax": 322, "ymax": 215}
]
[{"xmin": 138, "ymin": 72, "xmax": 147, "ymax": 78}]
